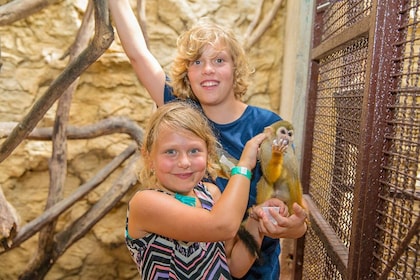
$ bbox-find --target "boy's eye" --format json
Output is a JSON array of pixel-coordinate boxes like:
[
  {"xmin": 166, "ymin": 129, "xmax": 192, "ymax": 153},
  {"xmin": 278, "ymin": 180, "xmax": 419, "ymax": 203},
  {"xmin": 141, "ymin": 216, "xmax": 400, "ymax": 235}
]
[{"xmin": 190, "ymin": 148, "xmax": 200, "ymax": 154}]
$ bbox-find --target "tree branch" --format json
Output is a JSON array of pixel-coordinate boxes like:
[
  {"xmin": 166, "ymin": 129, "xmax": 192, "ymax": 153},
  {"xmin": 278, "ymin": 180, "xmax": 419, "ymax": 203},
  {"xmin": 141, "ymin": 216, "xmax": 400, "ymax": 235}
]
[
  {"xmin": 0, "ymin": 0, "xmax": 62, "ymax": 26},
  {"xmin": 28, "ymin": 1, "xmax": 96, "ymax": 277},
  {"xmin": 244, "ymin": 0, "xmax": 264, "ymax": 40},
  {"xmin": 244, "ymin": 0, "xmax": 284, "ymax": 51},
  {"xmin": 0, "ymin": 117, "xmax": 144, "ymax": 146},
  {"xmin": 0, "ymin": 187, "xmax": 19, "ymax": 249},
  {"xmin": 1, "ymin": 144, "xmax": 137, "ymax": 253},
  {"xmin": 0, "ymin": 0, "xmax": 114, "ymax": 163},
  {"xmin": 55, "ymin": 150, "xmax": 140, "ymax": 254}
]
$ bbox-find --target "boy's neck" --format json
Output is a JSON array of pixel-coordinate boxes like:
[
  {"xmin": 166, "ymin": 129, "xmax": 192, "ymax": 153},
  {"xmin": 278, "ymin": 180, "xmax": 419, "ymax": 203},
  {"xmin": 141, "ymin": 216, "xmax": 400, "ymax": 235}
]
[{"xmin": 202, "ymin": 100, "xmax": 247, "ymax": 125}]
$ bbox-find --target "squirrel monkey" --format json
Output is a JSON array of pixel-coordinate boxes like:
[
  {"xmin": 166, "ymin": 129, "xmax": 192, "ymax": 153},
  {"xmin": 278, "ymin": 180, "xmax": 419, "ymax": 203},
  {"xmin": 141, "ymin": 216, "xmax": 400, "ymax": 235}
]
[
  {"xmin": 238, "ymin": 120, "xmax": 305, "ymax": 259},
  {"xmin": 256, "ymin": 120, "xmax": 303, "ymax": 213}
]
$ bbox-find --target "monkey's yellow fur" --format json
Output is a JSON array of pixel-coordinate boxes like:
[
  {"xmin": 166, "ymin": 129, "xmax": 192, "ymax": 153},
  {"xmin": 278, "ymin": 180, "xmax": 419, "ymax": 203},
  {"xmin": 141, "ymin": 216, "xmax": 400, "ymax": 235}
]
[
  {"xmin": 235, "ymin": 120, "xmax": 307, "ymax": 260},
  {"xmin": 257, "ymin": 120, "xmax": 304, "ymax": 213}
]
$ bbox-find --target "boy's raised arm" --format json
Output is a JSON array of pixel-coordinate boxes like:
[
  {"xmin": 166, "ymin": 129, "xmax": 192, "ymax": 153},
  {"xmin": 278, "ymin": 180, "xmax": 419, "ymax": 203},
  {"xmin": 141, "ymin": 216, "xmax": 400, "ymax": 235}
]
[{"xmin": 109, "ymin": 0, "xmax": 166, "ymax": 106}]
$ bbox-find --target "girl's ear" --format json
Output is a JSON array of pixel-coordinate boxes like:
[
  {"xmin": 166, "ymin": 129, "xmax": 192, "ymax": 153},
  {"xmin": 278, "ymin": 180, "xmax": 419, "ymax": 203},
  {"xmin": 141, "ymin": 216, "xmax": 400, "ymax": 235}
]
[
  {"xmin": 145, "ymin": 155, "xmax": 153, "ymax": 170},
  {"xmin": 140, "ymin": 147, "xmax": 153, "ymax": 170},
  {"xmin": 141, "ymin": 146, "xmax": 152, "ymax": 161}
]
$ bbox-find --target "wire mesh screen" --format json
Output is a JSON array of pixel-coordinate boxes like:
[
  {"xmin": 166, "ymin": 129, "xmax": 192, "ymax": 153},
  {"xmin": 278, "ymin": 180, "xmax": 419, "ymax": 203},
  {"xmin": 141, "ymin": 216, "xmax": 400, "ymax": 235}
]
[
  {"xmin": 303, "ymin": 36, "xmax": 369, "ymax": 279},
  {"xmin": 321, "ymin": 0, "xmax": 372, "ymax": 42},
  {"xmin": 302, "ymin": 226, "xmax": 344, "ymax": 280},
  {"xmin": 303, "ymin": 0, "xmax": 420, "ymax": 279},
  {"xmin": 372, "ymin": 1, "xmax": 420, "ymax": 279}
]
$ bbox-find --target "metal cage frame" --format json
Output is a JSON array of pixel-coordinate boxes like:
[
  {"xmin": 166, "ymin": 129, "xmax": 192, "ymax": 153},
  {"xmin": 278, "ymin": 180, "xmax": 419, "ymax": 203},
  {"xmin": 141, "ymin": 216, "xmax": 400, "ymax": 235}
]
[{"xmin": 297, "ymin": 0, "xmax": 419, "ymax": 279}]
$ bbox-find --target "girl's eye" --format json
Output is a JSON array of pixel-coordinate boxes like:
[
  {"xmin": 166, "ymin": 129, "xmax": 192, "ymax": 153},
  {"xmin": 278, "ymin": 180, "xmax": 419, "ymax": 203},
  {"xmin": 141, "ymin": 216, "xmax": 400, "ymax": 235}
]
[
  {"xmin": 215, "ymin": 58, "xmax": 224, "ymax": 63},
  {"xmin": 191, "ymin": 60, "xmax": 201, "ymax": 65},
  {"xmin": 165, "ymin": 149, "xmax": 177, "ymax": 155}
]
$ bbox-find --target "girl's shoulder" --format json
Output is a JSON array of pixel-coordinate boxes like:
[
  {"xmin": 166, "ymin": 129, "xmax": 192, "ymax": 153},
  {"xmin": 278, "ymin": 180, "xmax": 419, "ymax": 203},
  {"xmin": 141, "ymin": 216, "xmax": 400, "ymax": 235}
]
[
  {"xmin": 129, "ymin": 188, "xmax": 171, "ymax": 208},
  {"xmin": 201, "ymin": 181, "xmax": 222, "ymax": 201}
]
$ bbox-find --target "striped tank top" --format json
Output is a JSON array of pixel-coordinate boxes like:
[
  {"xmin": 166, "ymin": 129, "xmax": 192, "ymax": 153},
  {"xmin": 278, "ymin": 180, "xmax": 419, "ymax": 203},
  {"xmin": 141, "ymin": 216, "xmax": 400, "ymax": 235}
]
[{"xmin": 125, "ymin": 182, "xmax": 232, "ymax": 280}]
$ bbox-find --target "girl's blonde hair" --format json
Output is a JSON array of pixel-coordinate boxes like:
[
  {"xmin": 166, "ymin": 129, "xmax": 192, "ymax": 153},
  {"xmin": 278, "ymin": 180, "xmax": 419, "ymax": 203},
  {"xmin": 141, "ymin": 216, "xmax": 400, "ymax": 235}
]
[
  {"xmin": 169, "ymin": 19, "xmax": 251, "ymax": 101},
  {"xmin": 139, "ymin": 101, "xmax": 220, "ymax": 188}
]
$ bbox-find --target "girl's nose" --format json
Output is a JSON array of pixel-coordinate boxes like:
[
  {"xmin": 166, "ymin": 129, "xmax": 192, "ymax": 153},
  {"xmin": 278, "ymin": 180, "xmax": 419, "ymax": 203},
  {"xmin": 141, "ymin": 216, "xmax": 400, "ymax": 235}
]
[{"xmin": 178, "ymin": 154, "xmax": 191, "ymax": 168}]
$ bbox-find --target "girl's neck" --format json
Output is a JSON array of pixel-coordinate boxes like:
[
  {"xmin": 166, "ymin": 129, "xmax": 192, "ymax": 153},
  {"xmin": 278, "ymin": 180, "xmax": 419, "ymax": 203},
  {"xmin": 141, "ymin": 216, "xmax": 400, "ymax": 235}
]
[
  {"xmin": 156, "ymin": 181, "xmax": 196, "ymax": 197},
  {"xmin": 201, "ymin": 100, "xmax": 247, "ymax": 125}
]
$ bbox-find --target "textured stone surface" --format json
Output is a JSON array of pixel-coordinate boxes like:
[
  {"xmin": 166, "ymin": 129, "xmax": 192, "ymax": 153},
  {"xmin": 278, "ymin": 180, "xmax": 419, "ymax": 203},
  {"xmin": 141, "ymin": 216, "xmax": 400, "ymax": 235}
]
[{"xmin": 0, "ymin": 0, "xmax": 285, "ymax": 278}]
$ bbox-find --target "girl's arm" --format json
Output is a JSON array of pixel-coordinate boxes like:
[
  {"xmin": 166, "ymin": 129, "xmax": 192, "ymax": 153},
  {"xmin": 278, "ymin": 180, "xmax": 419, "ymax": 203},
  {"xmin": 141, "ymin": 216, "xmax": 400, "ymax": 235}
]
[
  {"xmin": 109, "ymin": 0, "xmax": 166, "ymax": 106},
  {"xmin": 128, "ymin": 133, "xmax": 267, "ymax": 242}
]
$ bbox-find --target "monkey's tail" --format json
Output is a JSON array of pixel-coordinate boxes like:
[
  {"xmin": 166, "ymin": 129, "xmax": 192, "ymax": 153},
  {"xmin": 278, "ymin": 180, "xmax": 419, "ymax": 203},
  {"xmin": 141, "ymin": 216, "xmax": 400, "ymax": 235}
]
[{"xmin": 237, "ymin": 224, "xmax": 261, "ymax": 260}]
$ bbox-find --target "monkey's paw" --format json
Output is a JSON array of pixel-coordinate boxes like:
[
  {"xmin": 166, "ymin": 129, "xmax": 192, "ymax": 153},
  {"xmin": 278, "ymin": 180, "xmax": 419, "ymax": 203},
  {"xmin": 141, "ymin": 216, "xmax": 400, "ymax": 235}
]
[{"xmin": 272, "ymin": 137, "xmax": 289, "ymax": 153}]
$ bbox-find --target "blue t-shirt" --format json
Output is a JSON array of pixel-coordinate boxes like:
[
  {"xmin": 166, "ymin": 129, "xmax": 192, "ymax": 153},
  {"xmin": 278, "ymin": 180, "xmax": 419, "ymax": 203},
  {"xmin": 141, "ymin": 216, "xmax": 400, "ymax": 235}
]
[{"xmin": 164, "ymin": 84, "xmax": 282, "ymax": 280}]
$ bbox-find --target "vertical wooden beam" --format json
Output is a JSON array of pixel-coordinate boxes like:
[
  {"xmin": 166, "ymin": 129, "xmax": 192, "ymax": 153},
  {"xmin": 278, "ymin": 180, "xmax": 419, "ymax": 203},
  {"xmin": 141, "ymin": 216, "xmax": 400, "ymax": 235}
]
[
  {"xmin": 347, "ymin": 0, "xmax": 402, "ymax": 279},
  {"xmin": 294, "ymin": 0, "xmax": 322, "ymax": 279}
]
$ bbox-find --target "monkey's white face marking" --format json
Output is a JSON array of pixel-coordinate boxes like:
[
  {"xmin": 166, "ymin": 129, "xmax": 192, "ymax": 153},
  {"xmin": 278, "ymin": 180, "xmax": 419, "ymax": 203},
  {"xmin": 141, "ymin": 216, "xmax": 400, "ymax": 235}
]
[{"xmin": 273, "ymin": 126, "xmax": 293, "ymax": 146}]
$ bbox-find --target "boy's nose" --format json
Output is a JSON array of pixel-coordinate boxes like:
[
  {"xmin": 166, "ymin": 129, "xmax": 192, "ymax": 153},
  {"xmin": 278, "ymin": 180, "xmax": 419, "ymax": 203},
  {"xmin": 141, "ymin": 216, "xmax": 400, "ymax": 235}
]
[{"xmin": 202, "ymin": 62, "xmax": 215, "ymax": 74}]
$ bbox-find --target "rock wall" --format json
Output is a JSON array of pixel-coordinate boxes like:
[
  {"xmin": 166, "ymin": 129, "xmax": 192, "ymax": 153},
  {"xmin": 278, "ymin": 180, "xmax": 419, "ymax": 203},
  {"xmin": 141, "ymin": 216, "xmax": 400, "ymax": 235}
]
[{"xmin": 0, "ymin": 0, "xmax": 286, "ymax": 279}]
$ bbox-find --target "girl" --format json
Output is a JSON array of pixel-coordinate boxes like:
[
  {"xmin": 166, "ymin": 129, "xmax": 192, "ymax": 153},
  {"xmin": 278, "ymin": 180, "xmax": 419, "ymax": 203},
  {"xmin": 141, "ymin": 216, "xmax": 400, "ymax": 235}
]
[{"xmin": 126, "ymin": 102, "xmax": 282, "ymax": 279}]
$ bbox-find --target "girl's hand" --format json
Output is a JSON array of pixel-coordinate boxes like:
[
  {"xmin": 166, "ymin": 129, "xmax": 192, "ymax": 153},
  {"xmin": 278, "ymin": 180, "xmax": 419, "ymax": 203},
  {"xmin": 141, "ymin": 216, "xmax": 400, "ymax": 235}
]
[{"xmin": 237, "ymin": 133, "xmax": 267, "ymax": 170}]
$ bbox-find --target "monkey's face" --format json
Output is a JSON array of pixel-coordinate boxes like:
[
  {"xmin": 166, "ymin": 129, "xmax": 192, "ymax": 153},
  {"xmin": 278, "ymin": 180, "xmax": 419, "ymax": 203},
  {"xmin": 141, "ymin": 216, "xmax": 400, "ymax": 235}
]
[{"xmin": 273, "ymin": 126, "xmax": 294, "ymax": 147}]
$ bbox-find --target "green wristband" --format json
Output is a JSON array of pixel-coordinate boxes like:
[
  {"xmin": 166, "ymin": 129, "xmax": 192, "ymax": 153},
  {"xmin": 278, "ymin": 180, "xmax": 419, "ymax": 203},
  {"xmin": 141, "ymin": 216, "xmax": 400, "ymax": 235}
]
[{"xmin": 230, "ymin": 166, "xmax": 252, "ymax": 180}]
